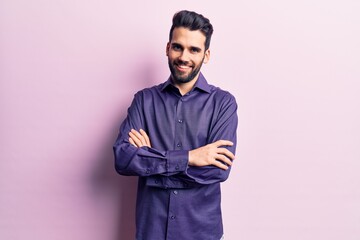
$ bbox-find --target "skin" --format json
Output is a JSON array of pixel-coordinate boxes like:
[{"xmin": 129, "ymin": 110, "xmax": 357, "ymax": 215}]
[
  {"xmin": 128, "ymin": 27, "xmax": 235, "ymax": 170},
  {"xmin": 166, "ymin": 27, "xmax": 210, "ymax": 96}
]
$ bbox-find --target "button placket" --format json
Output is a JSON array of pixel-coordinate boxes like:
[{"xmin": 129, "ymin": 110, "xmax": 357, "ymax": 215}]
[{"xmin": 174, "ymin": 98, "xmax": 184, "ymax": 149}]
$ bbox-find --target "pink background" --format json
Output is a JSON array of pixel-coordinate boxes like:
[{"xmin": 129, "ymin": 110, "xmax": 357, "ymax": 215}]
[{"xmin": 1, "ymin": 1, "xmax": 359, "ymax": 239}]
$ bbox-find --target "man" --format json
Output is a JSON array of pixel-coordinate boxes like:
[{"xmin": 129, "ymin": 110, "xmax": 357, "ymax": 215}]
[{"xmin": 113, "ymin": 10, "xmax": 238, "ymax": 240}]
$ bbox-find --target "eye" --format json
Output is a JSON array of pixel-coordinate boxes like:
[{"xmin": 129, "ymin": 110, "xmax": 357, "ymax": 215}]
[
  {"xmin": 172, "ymin": 44, "xmax": 182, "ymax": 51},
  {"xmin": 190, "ymin": 47, "xmax": 201, "ymax": 53}
]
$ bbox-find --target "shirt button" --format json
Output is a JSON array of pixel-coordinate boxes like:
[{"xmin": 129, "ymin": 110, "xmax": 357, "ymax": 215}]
[
  {"xmin": 170, "ymin": 215, "xmax": 176, "ymax": 220},
  {"xmin": 178, "ymin": 119, "xmax": 183, "ymax": 123},
  {"xmin": 175, "ymin": 165, "xmax": 179, "ymax": 170},
  {"xmin": 173, "ymin": 190, "xmax": 178, "ymax": 195},
  {"xmin": 177, "ymin": 143, "xmax": 182, "ymax": 148},
  {"xmin": 146, "ymin": 169, "xmax": 150, "ymax": 174}
]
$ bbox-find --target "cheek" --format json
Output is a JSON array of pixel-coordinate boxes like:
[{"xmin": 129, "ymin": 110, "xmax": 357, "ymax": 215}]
[
  {"xmin": 167, "ymin": 51, "xmax": 175, "ymax": 58},
  {"xmin": 194, "ymin": 57, "xmax": 204, "ymax": 65},
  {"xmin": 168, "ymin": 52, "xmax": 181, "ymax": 62}
]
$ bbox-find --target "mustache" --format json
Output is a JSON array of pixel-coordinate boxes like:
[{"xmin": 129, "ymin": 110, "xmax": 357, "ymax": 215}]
[{"xmin": 174, "ymin": 60, "xmax": 193, "ymax": 67}]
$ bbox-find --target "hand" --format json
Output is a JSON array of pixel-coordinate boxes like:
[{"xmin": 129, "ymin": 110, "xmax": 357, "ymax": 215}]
[
  {"xmin": 128, "ymin": 129, "xmax": 152, "ymax": 148},
  {"xmin": 188, "ymin": 140, "xmax": 235, "ymax": 170}
]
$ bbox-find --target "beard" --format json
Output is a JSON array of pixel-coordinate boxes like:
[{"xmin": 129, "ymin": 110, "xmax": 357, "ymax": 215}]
[{"xmin": 168, "ymin": 57, "xmax": 204, "ymax": 84}]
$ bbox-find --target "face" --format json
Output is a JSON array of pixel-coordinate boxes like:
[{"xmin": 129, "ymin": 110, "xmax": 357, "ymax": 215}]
[{"xmin": 166, "ymin": 27, "xmax": 210, "ymax": 84}]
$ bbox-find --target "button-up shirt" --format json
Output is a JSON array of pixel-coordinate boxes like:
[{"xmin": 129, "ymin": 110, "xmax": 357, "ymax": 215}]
[{"xmin": 113, "ymin": 73, "xmax": 238, "ymax": 240}]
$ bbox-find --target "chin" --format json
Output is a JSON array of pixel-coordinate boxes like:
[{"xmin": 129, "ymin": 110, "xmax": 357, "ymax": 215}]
[{"xmin": 173, "ymin": 77, "xmax": 192, "ymax": 84}]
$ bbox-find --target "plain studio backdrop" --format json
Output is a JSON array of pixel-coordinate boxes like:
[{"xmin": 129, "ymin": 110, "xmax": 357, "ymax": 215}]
[{"xmin": 0, "ymin": 1, "xmax": 359, "ymax": 239}]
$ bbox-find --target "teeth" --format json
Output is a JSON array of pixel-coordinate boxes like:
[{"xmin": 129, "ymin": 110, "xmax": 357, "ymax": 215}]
[{"xmin": 178, "ymin": 65, "xmax": 190, "ymax": 69}]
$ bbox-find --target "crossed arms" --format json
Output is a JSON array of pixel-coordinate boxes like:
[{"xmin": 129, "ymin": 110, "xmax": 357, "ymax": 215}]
[
  {"xmin": 113, "ymin": 90, "xmax": 238, "ymax": 187},
  {"xmin": 128, "ymin": 128, "xmax": 235, "ymax": 170}
]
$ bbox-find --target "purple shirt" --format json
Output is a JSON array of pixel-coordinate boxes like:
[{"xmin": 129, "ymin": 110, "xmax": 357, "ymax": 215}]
[{"xmin": 113, "ymin": 73, "xmax": 238, "ymax": 240}]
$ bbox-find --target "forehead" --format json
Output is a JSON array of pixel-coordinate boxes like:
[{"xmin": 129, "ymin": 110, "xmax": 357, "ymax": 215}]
[{"xmin": 170, "ymin": 27, "xmax": 206, "ymax": 49}]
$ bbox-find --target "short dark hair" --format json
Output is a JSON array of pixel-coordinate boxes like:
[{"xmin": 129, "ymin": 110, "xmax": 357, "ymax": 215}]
[{"xmin": 169, "ymin": 10, "xmax": 214, "ymax": 50}]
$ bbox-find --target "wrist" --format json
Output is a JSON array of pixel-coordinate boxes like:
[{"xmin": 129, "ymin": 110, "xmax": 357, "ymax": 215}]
[{"xmin": 188, "ymin": 150, "xmax": 194, "ymax": 166}]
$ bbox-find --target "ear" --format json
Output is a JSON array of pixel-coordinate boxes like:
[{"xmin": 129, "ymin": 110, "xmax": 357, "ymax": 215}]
[
  {"xmin": 166, "ymin": 42, "xmax": 170, "ymax": 56},
  {"xmin": 203, "ymin": 49, "xmax": 210, "ymax": 64}
]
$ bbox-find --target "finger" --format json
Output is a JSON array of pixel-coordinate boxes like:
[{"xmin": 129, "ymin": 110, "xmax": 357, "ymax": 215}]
[
  {"xmin": 212, "ymin": 159, "xmax": 229, "ymax": 170},
  {"xmin": 213, "ymin": 140, "xmax": 233, "ymax": 147},
  {"xmin": 129, "ymin": 137, "xmax": 138, "ymax": 147},
  {"xmin": 215, "ymin": 154, "xmax": 233, "ymax": 166},
  {"xmin": 131, "ymin": 129, "xmax": 147, "ymax": 146},
  {"xmin": 140, "ymin": 129, "xmax": 151, "ymax": 147},
  {"xmin": 129, "ymin": 131, "xmax": 144, "ymax": 147},
  {"xmin": 217, "ymin": 148, "xmax": 235, "ymax": 160},
  {"xmin": 129, "ymin": 131, "xmax": 141, "ymax": 146}
]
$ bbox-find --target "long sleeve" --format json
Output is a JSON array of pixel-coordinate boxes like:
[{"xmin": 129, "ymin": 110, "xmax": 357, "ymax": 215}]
[
  {"xmin": 182, "ymin": 93, "xmax": 237, "ymax": 183},
  {"xmin": 113, "ymin": 93, "xmax": 189, "ymax": 177}
]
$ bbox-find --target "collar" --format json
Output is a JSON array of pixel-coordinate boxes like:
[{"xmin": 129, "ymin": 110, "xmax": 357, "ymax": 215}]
[{"xmin": 161, "ymin": 72, "xmax": 211, "ymax": 93}]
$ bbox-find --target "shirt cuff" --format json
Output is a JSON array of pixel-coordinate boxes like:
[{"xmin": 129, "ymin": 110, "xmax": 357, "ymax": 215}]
[{"xmin": 167, "ymin": 150, "xmax": 188, "ymax": 173}]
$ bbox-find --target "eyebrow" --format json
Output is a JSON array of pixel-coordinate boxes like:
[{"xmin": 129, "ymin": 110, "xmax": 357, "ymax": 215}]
[{"xmin": 171, "ymin": 43, "xmax": 183, "ymax": 49}]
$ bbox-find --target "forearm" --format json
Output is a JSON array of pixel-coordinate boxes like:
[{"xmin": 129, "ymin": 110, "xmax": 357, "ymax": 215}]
[
  {"xmin": 126, "ymin": 129, "xmax": 235, "ymax": 187},
  {"xmin": 113, "ymin": 137, "xmax": 188, "ymax": 177},
  {"xmin": 145, "ymin": 143, "xmax": 236, "ymax": 189}
]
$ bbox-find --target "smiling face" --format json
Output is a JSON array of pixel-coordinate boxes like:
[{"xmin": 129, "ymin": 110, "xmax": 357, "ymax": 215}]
[{"xmin": 166, "ymin": 27, "xmax": 210, "ymax": 85}]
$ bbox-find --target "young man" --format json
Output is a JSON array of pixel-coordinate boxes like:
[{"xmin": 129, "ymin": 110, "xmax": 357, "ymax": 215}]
[{"xmin": 113, "ymin": 10, "xmax": 237, "ymax": 240}]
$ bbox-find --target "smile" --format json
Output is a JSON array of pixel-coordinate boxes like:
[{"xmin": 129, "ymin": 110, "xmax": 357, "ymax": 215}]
[{"xmin": 175, "ymin": 63, "xmax": 192, "ymax": 72}]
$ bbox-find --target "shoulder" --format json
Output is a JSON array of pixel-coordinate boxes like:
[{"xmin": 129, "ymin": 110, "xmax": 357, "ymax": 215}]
[
  {"xmin": 207, "ymin": 85, "xmax": 238, "ymax": 120},
  {"xmin": 133, "ymin": 82, "xmax": 164, "ymax": 99},
  {"xmin": 208, "ymin": 84, "xmax": 237, "ymax": 105}
]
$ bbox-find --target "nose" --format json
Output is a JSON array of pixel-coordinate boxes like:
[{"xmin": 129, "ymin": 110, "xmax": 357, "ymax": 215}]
[{"xmin": 178, "ymin": 49, "xmax": 190, "ymax": 62}]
